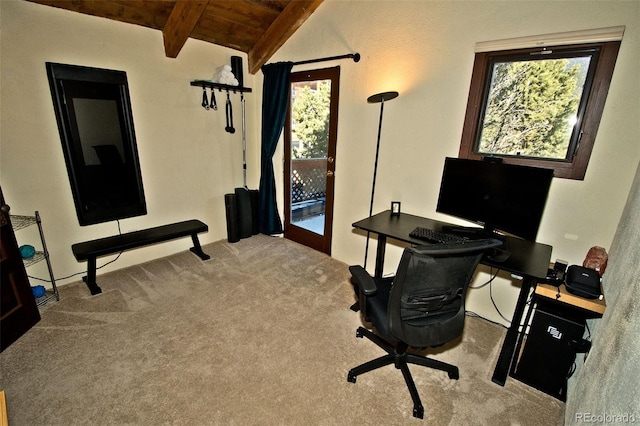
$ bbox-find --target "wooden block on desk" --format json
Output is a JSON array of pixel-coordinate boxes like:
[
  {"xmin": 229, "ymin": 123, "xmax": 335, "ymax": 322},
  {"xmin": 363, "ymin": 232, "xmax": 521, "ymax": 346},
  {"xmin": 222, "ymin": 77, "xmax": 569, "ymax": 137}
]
[{"xmin": 536, "ymin": 283, "xmax": 606, "ymax": 315}]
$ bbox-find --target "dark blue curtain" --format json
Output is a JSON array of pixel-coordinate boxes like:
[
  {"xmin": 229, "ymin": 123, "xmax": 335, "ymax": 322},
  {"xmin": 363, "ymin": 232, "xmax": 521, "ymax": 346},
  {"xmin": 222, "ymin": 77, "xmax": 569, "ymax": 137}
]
[{"xmin": 259, "ymin": 62, "xmax": 294, "ymax": 235}]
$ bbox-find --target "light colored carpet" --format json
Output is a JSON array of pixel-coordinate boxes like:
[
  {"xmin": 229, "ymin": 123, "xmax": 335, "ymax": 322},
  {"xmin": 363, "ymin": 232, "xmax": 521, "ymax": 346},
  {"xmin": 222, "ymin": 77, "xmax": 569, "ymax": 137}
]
[{"xmin": 0, "ymin": 235, "xmax": 564, "ymax": 425}]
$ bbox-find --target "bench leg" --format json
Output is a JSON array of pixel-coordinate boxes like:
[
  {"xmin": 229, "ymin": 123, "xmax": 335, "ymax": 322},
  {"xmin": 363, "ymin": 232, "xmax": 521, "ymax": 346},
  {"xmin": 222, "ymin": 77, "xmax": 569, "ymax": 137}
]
[
  {"xmin": 190, "ymin": 234, "xmax": 210, "ymax": 260},
  {"xmin": 82, "ymin": 257, "xmax": 103, "ymax": 295}
]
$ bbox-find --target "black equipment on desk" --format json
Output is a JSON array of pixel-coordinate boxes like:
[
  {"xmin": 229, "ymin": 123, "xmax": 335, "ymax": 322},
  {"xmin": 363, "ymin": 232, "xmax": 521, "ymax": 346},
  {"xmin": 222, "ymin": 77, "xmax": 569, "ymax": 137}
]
[
  {"xmin": 410, "ymin": 226, "xmax": 511, "ymax": 262},
  {"xmin": 565, "ymin": 265, "xmax": 602, "ymax": 299},
  {"xmin": 409, "ymin": 226, "xmax": 468, "ymax": 244}
]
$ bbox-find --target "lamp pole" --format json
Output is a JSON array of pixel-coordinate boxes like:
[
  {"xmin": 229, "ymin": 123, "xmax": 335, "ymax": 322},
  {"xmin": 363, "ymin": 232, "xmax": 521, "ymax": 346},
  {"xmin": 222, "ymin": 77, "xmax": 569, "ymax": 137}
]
[{"xmin": 364, "ymin": 91, "xmax": 398, "ymax": 269}]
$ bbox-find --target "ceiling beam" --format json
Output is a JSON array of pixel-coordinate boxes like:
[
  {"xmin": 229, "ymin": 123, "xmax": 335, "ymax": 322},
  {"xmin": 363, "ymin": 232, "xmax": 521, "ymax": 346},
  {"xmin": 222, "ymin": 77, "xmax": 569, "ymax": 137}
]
[
  {"xmin": 163, "ymin": 0, "xmax": 209, "ymax": 58},
  {"xmin": 247, "ymin": 0, "xmax": 324, "ymax": 74}
]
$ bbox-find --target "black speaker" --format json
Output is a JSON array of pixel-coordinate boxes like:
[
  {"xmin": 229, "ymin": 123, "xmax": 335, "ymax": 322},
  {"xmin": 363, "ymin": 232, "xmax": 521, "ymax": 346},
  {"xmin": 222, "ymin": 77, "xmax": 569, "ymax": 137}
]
[
  {"xmin": 231, "ymin": 56, "xmax": 243, "ymax": 88},
  {"xmin": 514, "ymin": 300, "xmax": 585, "ymax": 400},
  {"xmin": 225, "ymin": 193, "xmax": 240, "ymax": 243}
]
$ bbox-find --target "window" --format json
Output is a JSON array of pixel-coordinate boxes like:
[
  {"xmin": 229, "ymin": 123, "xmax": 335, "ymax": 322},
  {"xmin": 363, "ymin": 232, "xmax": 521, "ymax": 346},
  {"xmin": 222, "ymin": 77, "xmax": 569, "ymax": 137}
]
[{"xmin": 459, "ymin": 38, "xmax": 621, "ymax": 180}]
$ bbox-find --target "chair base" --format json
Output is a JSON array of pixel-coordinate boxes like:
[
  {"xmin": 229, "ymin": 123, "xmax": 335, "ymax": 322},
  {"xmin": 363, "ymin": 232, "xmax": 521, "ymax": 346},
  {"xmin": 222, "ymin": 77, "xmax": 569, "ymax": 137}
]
[{"xmin": 347, "ymin": 326, "xmax": 459, "ymax": 419}]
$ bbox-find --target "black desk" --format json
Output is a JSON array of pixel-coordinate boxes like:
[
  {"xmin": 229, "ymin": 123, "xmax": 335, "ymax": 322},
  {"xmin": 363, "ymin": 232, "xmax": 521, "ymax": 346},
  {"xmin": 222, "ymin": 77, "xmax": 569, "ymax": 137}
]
[{"xmin": 352, "ymin": 210, "xmax": 553, "ymax": 386}]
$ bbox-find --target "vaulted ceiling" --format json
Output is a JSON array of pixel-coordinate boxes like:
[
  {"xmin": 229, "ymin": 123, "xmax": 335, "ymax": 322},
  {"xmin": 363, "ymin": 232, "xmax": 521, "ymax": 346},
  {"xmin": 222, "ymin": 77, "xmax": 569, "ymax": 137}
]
[{"xmin": 26, "ymin": 0, "xmax": 324, "ymax": 74}]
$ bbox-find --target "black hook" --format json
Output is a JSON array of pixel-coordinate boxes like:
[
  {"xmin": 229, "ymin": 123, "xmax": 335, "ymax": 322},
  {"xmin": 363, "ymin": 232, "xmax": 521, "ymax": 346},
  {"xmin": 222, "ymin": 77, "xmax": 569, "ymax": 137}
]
[
  {"xmin": 225, "ymin": 92, "xmax": 235, "ymax": 134},
  {"xmin": 201, "ymin": 87, "xmax": 209, "ymax": 110},
  {"xmin": 209, "ymin": 88, "xmax": 217, "ymax": 110}
]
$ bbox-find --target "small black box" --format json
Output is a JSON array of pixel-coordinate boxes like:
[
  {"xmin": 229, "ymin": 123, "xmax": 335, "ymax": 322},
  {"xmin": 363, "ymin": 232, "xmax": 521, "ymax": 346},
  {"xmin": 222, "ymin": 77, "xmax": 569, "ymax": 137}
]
[{"xmin": 565, "ymin": 265, "xmax": 601, "ymax": 299}]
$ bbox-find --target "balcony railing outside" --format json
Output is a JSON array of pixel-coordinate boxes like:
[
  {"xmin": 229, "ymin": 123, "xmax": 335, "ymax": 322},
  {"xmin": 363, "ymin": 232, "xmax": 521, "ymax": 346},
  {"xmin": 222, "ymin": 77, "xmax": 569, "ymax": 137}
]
[{"xmin": 291, "ymin": 158, "xmax": 326, "ymax": 234}]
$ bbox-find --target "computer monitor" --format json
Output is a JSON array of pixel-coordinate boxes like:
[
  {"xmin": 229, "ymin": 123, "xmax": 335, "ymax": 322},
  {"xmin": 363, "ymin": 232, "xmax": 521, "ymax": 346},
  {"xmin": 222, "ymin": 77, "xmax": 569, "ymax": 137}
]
[{"xmin": 436, "ymin": 157, "xmax": 553, "ymax": 241}]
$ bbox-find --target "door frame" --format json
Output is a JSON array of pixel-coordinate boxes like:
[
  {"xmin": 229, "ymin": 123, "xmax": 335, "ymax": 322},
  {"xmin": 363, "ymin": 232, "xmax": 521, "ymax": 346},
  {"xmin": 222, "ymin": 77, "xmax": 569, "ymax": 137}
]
[
  {"xmin": 1, "ymin": 186, "xmax": 41, "ymax": 352},
  {"xmin": 283, "ymin": 66, "xmax": 340, "ymax": 255}
]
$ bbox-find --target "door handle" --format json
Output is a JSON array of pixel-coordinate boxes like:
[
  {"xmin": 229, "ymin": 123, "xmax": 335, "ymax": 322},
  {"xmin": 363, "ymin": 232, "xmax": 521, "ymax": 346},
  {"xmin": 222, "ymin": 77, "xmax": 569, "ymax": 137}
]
[{"xmin": 327, "ymin": 157, "xmax": 335, "ymax": 177}]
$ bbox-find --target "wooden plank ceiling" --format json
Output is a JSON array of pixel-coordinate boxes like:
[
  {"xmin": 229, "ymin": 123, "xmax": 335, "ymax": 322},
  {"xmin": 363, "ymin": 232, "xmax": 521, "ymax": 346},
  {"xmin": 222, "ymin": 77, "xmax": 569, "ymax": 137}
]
[{"xmin": 26, "ymin": 0, "xmax": 324, "ymax": 74}]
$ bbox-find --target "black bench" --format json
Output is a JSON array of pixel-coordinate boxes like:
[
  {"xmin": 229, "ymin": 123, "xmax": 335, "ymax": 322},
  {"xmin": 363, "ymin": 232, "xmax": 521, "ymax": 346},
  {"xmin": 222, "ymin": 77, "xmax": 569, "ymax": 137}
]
[{"xmin": 72, "ymin": 219, "xmax": 210, "ymax": 295}]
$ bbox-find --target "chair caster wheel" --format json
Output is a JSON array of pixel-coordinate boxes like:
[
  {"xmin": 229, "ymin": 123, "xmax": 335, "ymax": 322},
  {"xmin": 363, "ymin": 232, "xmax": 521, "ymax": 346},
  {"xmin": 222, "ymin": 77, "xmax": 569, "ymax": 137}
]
[
  {"xmin": 355, "ymin": 328, "xmax": 364, "ymax": 338},
  {"xmin": 448, "ymin": 370, "xmax": 459, "ymax": 380},
  {"xmin": 347, "ymin": 373, "xmax": 357, "ymax": 383}
]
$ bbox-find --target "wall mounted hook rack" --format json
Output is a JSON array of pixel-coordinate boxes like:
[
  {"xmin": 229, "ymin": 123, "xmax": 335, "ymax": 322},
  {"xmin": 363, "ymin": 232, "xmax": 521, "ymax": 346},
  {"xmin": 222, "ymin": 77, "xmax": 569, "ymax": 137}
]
[
  {"xmin": 190, "ymin": 80, "xmax": 252, "ymax": 93},
  {"xmin": 191, "ymin": 79, "xmax": 251, "ymax": 187}
]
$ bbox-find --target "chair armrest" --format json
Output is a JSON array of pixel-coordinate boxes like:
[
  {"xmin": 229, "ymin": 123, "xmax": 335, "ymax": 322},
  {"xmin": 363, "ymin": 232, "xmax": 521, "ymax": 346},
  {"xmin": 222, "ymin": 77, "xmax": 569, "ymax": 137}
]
[{"xmin": 349, "ymin": 265, "xmax": 377, "ymax": 296}]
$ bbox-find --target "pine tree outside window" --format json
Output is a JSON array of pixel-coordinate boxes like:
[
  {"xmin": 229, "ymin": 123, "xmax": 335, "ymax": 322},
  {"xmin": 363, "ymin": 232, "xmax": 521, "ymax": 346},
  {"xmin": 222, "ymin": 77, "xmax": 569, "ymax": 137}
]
[{"xmin": 459, "ymin": 36, "xmax": 621, "ymax": 180}]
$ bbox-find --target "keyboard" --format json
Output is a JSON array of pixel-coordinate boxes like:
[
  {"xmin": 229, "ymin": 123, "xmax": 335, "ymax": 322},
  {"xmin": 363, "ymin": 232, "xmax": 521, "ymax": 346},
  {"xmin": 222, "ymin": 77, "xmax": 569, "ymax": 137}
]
[{"xmin": 409, "ymin": 227, "xmax": 469, "ymax": 244}]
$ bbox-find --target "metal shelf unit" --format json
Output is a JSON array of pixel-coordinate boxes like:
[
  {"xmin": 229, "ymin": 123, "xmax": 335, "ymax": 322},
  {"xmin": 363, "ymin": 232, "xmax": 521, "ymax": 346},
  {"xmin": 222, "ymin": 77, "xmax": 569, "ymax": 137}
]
[{"xmin": 11, "ymin": 211, "xmax": 59, "ymax": 306}]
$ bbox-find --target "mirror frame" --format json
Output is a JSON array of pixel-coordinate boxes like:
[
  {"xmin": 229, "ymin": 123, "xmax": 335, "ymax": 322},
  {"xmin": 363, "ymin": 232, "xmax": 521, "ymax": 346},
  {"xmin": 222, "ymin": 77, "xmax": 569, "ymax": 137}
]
[{"xmin": 46, "ymin": 62, "xmax": 146, "ymax": 226}]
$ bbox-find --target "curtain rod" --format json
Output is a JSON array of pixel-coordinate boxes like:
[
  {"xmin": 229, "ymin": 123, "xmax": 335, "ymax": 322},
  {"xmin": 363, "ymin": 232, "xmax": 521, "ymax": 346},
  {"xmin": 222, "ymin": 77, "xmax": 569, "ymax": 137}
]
[{"xmin": 292, "ymin": 53, "xmax": 360, "ymax": 66}]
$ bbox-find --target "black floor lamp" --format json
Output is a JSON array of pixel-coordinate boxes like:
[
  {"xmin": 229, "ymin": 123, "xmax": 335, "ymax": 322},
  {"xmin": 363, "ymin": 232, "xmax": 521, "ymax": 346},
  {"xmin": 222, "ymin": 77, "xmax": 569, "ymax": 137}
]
[{"xmin": 364, "ymin": 91, "xmax": 398, "ymax": 269}]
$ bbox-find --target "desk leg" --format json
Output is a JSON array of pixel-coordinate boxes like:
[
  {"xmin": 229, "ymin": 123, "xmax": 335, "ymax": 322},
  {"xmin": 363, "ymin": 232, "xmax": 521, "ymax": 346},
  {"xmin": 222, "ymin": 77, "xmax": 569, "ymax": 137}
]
[
  {"xmin": 491, "ymin": 276, "xmax": 535, "ymax": 386},
  {"xmin": 374, "ymin": 234, "xmax": 387, "ymax": 279}
]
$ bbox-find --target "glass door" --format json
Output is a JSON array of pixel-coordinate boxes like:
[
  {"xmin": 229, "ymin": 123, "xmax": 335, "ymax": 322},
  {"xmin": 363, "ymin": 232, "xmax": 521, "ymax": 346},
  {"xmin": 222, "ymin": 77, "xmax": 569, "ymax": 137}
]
[{"xmin": 284, "ymin": 67, "xmax": 340, "ymax": 255}]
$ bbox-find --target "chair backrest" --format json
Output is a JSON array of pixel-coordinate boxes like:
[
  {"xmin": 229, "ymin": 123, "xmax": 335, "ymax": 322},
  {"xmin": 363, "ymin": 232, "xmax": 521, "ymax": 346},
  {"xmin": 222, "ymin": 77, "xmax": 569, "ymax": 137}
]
[{"xmin": 388, "ymin": 239, "xmax": 502, "ymax": 348}]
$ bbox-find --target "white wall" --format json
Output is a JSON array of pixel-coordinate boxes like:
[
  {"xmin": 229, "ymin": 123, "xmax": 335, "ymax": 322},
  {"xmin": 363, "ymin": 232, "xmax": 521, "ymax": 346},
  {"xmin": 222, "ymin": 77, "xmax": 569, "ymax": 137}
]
[
  {"xmin": 1, "ymin": 0, "xmax": 639, "ymax": 326},
  {"xmin": 263, "ymin": 0, "xmax": 640, "ymax": 325},
  {"xmin": 0, "ymin": 0, "xmax": 257, "ymax": 285}
]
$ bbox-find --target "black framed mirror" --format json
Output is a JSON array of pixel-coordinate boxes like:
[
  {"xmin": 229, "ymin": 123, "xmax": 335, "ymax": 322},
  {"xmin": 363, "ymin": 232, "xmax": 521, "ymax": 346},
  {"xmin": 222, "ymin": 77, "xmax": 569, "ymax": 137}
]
[{"xmin": 46, "ymin": 62, "xmax": 146, "ymax": 226}]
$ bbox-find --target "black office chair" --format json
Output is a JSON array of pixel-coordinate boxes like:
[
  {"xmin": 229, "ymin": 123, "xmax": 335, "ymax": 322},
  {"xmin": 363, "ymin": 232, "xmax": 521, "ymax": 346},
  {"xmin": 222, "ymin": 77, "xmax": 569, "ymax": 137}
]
[{"xmin": 347, "ymin": 239, "xmax": 502, "ymax": 419}]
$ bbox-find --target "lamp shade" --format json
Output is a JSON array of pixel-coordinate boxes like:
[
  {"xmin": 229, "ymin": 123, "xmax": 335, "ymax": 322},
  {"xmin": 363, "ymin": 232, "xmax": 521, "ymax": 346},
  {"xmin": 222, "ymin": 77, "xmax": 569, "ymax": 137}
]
[{"xmin": 367, "ymin": 91, "xmax": 399, "ymax": 104}]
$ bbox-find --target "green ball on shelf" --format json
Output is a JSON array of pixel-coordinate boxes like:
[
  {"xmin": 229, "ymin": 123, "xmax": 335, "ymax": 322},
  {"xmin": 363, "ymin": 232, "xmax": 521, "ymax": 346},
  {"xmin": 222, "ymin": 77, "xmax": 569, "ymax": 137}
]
[{"xmin": 19, "ymin": 244, "xmax": 35, "ymax": 259}]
